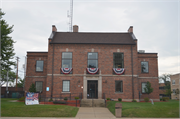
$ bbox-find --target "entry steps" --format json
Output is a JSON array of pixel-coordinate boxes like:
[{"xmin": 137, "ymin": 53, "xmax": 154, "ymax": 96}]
[{"xmin": 81, "ymin": 99, "xmax": 105, "ymax": 107}]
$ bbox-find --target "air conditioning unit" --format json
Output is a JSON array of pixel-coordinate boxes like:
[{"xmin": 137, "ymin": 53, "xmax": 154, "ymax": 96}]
[{"xmin": 138, "ymin": 50, "xmax": 145, "ymax": 53}]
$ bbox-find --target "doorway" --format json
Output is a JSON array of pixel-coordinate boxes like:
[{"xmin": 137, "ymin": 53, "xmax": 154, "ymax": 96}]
[{"xmin": 87, "ymin": 80, "xmax": 98, "ymax": 99}]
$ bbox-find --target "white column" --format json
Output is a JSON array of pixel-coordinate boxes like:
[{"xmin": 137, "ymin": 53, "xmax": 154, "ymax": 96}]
[
  {"xmin": 98, "ymin": 70, "xmax": 102, "ymax": 99},
  {"xmin": 83, "ymin": 70, "xmax": 87, "ymax": 99}
]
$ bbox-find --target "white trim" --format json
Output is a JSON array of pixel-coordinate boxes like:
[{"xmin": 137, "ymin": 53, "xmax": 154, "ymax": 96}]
[{"xmin": 26, "ymin": 76, "xmax": 47, "ymax": 78}]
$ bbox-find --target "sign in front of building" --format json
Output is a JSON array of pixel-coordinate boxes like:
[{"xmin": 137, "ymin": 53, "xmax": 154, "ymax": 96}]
[{"xmin": 25, "ymin": 92, "xmax": 39, "ymax": 105}]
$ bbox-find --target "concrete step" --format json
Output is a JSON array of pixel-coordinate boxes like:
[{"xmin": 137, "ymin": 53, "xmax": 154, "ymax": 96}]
[
  {"xmin": 81, "ymin": 99, "xmax": 92, "ymax": 107},
  {"xmin": 93, "ymin": 99, "xmax": 105, "ymax": 107},
  {"xmin": 81, "ymin": 99, "xmax": 105, "ymax": 107}
]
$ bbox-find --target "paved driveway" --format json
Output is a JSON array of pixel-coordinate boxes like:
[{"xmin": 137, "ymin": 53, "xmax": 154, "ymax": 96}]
[{"xmin": 75, "ymin": 107, "xmax": 116, "ymax": 118}]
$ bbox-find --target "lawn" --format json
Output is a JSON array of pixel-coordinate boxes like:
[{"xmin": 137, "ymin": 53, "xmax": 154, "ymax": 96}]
[
  {"xmin": 1, "ymin": 98, "xmax": 79, "ymax": 117},
  {"xmin": 107, "ymin": 100, "xmax": 179, "ymax": 118}
]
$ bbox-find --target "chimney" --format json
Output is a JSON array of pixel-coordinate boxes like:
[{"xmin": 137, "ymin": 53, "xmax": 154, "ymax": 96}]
[
  {"xmin": 128, "ymin": 26, "xmax": 133, "ymax": 33},
  {"xmin": 73, "ymin": 25, "xmax": 78, "ymax": 32},
  {"xmin": 52, "ymin": 25, "xmax": 57, "ymax": 32}
]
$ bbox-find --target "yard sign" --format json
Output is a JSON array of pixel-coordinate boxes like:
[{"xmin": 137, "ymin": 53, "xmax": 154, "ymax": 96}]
[{"xmin": 25, "ymin": 92, "xmax": 39, "ymax": 105}]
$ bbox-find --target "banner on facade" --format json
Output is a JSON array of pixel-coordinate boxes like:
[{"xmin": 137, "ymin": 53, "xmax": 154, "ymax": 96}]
[
  {"xmin": 86, "ymin": 68, "xmax": 99, "ymax": 74},
  {"xmin": 61, "ymin": 68, "xmax": 73, "ymax": 74},
  {"xmin": 113, "ymin": 68, "xmax": 125, "ymax": 75},
  {"xmin": 25, "ymin": 92, "xmax": 39, "ymax": 105}
]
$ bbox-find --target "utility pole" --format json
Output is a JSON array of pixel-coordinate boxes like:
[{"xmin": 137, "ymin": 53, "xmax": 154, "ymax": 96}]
[
  {"xmin": 6, "ymin": 71, "xmax": 9, "ymax": 98},
  {"xmin": 16, "ymin": 57, "xmax": 20, "ymax": 91}
]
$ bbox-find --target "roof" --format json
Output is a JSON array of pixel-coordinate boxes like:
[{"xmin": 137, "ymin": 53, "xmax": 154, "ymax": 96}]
[{"xmin": 49, "ymin": 32, "xmax": 136, "ymax": 45}]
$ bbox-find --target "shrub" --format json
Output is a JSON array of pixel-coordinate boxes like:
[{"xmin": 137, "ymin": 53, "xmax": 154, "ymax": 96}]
[
  {"xmin": 132, "ymin": 99, "xmax": 137, "ymax": 102},
  {"xmin": 49, "ymin": 98, "xmax": 53, "ymax": 102},
  {"xmin": 118, "ymin": 98, "xmax": 122, "ymax": 102},
  {"xmin": 160, "ymin": 98, "xmax": 162, "ymax": 101},
  {"xmin": 19, "ymin": 97, "xmax": 25, "ymax": 101},
  {"xmin": 162, "ymin": 97, "xmax": 169, "ymax": 101},
  {"xmin": 144, "ymin": 97, "xmax": 149, "ymax": 102},
  {"xmin": 75, "ymin": 97, "xmax": 79, "ymax": 100},
  {"xmin": 106, "ymin": 98, "xmax": 110, "ymax": 100},
  {"xmin": 53, "ymin": 101, "xmax": 66, "ymax": 104},
  {"xmin": 64, "ymin": 97, "xmax": 68, "ymax": 101}
]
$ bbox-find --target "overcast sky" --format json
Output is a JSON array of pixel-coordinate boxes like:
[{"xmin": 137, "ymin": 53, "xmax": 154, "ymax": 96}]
[{"xmin": 1, "ymin": 0, "xmax": 180, "ymax": 79}]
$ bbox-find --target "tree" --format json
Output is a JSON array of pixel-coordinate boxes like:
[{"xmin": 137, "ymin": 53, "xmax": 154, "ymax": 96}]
[
  {"xmin": 29, "ymin": 83, "xmax": 36, "ymax": 93},
  {"xmin": 17, "ymin": 78, "xmax": 24, "ymax": 88},
  {"xmin": 144, "ymin": 81, "xmax": 153, "ymax": 97},
  {"xmin": 0, "ymin": 70, "xmax": 16, "ymax": 86},
  {"xmin": 0, "ymin": 9, "xmax": 16, "ymax": 86},
  {"xmin": 159, "ymin": 74, "xmax": 171, "ymax": 97}
]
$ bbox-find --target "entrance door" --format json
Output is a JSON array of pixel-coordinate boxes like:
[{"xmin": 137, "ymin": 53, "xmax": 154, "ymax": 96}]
[{"xmin": 87, "ymin": 80, "xmax": 98, "ymax": 99}]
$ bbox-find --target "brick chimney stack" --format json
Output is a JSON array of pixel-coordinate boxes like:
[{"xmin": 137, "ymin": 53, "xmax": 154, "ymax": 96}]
[
  {"xmin": 52, "ymin": 25, "xmax": 57, "ymax": 32},
  {"xmin": 128, "ymin": 26, "xmax": 133, "ymax": 33},
  {"xmin": 73, "ymin": 25, "xmax": 78, "ymax": 32}
]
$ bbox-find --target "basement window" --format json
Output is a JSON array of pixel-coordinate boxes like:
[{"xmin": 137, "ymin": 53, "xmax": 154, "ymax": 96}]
[
  {"xmin": 63, "ymin": 80, "xmax": 70, "ymax": 92},
  {"xmin": 115, "ymin": 81, "xmax": 123, "ymax": 92}
]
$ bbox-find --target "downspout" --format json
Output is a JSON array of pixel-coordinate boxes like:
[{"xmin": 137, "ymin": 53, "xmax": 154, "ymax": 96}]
[
  {"xmin": 51, "ymin": 44, "xmax": 54, "ymax": 99},
  {"xmin": 131, "ymin": 45, "xmax": 134, "ymax": 99}
]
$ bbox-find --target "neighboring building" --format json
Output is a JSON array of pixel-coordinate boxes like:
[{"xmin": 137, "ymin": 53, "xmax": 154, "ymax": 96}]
[
  {"xmin": 159, "ymin": 83, "xmax": 166, "ymax": 99},
  {"xmin": 24, "ymin": 25, "xmax": 159, "ymax": 102},
  {"xmin": 170, "ymin": 73, "xmax": 180, "ymax": 99}
]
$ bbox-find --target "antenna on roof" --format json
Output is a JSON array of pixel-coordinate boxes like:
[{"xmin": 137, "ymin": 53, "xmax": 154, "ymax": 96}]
[{"xmin": 67, "ymin": 0, "xmax": 73, "ymax": 32}]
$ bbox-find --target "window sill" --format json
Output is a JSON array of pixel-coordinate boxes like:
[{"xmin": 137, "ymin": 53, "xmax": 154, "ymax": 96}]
[
  {"xmin": 61, "ymin": 92, "xmax": 71, "ymax": 93},
  {"xmin": 114, "ymin": 92, "xmax": 123, "ymax": 94}
]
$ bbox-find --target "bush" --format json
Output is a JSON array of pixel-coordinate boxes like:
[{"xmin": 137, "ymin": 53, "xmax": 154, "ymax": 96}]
[
  {"xmin": 132, "ymin": 99, "xmax": 137, "ymax": 102},
  {"xmin": 106, "ymin": 98, "xmax": 110, "ymax": 100},
  {"xmin": 118, "ymin": 98, "xmax": 122, "ymax": 102},
  {"xmin": 160, "ymin": 98, "xmax": 162, "ymax": 101},
  {"xmin": 64, "ymin": 97, "xmax": 68, "ymax": 101},
  {"xmin": 75, "ymin": 97, "xmax": 79, "ymax": 100},
  {"xmin": 19, "ymin": 97, "xmax": 25, "ymax": 101},
  {"xmin": 162, "ymin": 97, "xmax": 169, "ymax": 101},
  {"xmin": 53, "ymin": 101, "xmax": 66, "ymax": 104},
  {"xmin": 144, "ymin": 97, "xmax": 149, "ymax": 102},
  {"xmin": 49, "ymin": 98, "xmax": 53, "ymax": 102}
]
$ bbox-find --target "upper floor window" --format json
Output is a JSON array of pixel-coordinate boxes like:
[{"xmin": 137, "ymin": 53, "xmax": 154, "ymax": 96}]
[
  {"xmin": 141, "ymin": 62, "xmax": 148, "ymax": 73},
  {"xmin": 62, "ymin": 52, "xmax": 72, "ymax": 68},
  {"xmin": 173, "ymin": 89, "xmax": 176, "ymax": 94},
  {"xmin": 36, "ymin": 81, "xmax": 43, "ymax": 92},
  {"xmin": 115, "ymin": 81, "xmax": 123, "ymax": 92},
  {"xmin": 172, "ymin": 80, "xmax": 175, "ymax": 85},
  {"xmin": 36, "ymin": 60, "xmax": 44, "ymax": 72},
  {"xmin": 113, "ymin": 53, "xmax": 124, "ymax": 68},
  {"xmin": 88, "ymin": 53, "xmax": 98, "ymax": 68}
]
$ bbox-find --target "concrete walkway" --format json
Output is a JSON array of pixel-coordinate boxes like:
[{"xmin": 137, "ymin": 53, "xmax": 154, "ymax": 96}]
[{"xmin": 75, "ymin": 107, "xmax": 116, "ymax": 118}]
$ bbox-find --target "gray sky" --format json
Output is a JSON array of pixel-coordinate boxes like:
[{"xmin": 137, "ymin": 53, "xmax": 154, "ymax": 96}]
[{"xmin": 1, "ymin": 0, "xmax": 180, "ymax": 79}]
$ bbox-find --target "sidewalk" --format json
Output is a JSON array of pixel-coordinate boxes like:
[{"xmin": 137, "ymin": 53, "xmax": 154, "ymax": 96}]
[{"xmin": 75, "ymin": 107, "xmax": 115, "ymax": 118}]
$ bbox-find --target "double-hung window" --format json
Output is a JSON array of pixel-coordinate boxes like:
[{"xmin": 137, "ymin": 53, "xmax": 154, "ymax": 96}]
[
  {"xmin": 113, "ymin": 53, "xmax": 124, "ymax": 68},
  {"xmin": 87, "ymin": 53, "xmax": 98, "ymax": 68},
  {"xmin": 36, "ymin": 60, "xmax": 44, "ymax": 72},
  {"xmin": 172, "ymin": 80, "xmax": 175, "ymax": 85},
  {"xmin": 142, "ymin": 82, "xmax": 147, "ymax": 93},
  {"xmin": 115, "ymin": 81, "xmax": 123, "ymax": 92},
  {"xmin": 62, "ymin": 52, "xmax": 72, "ymax": 68},
  {"xmin": 63, "ymin": 80, "xmax": 70, "ymax": 92},
  {"xmin": 141, "ymin": 62, "xmax": 148, "ymax": 73},
  {"xmin": 36, "ymin": 81, "xmax": 43, "ymax": 92}
]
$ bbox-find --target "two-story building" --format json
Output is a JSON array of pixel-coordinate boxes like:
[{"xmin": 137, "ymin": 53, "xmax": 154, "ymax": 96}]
[
  {"xmin": 24, "ymin": 25, "xmax": 159, "ymax": 102},
  {"xmin": 170, "ymin": 73, "xmax": 180, "ymax": 99}
]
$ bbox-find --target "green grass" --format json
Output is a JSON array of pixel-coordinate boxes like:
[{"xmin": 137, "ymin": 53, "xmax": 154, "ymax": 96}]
[
  {"xmin": 1, "ymin": 98, "xmax": 79, "ymax": 117},
  {"xmin": 107, "ymin": 100, "xmax": 179, "ymax": 117}
]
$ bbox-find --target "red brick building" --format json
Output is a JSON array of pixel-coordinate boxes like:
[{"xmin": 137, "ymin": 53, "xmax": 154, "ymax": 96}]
[{"xmin": 24, "ymin": 25, "xmax": 159, "ymax": 102}]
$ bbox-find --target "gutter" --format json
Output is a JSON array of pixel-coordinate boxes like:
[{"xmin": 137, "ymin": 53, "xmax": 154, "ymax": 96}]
[
  {"xmin": 51, "ymin": 44, "xmax": 54, "ymax": 99},
  {"xmin": 131, "ymin": 45, "xmax": 134, "ymax": 99}
]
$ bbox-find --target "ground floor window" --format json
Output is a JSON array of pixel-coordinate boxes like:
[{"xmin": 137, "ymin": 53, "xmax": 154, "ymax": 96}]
[
  {"xmin": 36, "ymin": 81, "xmax": 43, "ymax": 92},
  {"xmin": 142, "ymin": 82, "xmax": 147, "ymax": 93},
  {"xmin": 115, "ymin": 81, "xmax": 123, "ymax": 92},
  {"xmin": 172, "ymin": 89, "xmax": 176, "ymax": 94},
  {"xmin": 63, "ymin": 80, "xmax": 70, "ymax": 92}
]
